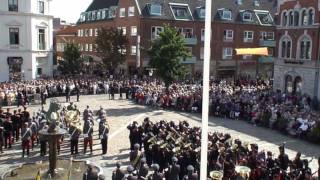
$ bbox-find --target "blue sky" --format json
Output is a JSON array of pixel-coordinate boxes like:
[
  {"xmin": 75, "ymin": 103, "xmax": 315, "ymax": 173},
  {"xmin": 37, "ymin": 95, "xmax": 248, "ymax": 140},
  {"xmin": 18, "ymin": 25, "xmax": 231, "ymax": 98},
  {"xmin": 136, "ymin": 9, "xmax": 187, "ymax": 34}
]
[{"xmin": 51, "ymin": 0, "xmax": 92, "ymax": 23}]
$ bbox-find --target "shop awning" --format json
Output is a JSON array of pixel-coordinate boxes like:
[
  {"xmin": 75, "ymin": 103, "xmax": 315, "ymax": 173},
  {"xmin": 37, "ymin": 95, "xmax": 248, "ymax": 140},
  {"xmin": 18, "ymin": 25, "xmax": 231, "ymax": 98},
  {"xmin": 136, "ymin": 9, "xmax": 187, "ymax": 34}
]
[{"xmin": 235, "ymin": 47, "xmax": 269, "ymax": 56}]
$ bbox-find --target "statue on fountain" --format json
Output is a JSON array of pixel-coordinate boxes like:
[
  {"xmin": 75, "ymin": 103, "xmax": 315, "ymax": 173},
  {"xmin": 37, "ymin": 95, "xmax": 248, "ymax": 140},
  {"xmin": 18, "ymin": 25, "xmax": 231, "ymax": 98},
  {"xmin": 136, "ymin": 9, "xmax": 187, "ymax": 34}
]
[{"xmin": 43, "ymin": 98, "xmax": 62, "ymax": 133}]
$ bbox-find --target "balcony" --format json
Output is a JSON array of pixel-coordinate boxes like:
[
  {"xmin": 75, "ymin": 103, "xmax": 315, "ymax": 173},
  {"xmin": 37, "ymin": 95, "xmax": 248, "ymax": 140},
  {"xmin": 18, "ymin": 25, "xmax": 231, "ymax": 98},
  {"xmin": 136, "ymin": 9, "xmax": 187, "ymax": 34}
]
[
  {"xmin": 259, "ymin": 56, "xmax": 274, "ymax": 63},
  {"xmin": 181, "ymin": 56, "xmax": 196, "ymax": 64},
  {"xmin": 184, "ymin": 37, "xmax": 197, "ymax": 45},
  {"xmin": 259, "ymin": 39, "xmax": 276, "ymax": 47}
]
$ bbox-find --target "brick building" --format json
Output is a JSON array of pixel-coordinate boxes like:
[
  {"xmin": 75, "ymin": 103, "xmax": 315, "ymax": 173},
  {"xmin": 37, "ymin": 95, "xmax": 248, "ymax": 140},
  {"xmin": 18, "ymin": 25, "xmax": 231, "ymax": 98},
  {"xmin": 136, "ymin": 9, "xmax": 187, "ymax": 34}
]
[
  {"xmin": 56, "ymin": 0, "xmax": 276, "ymax": 78},
  {"xmin": 273, "ymin": 0, "xmax": 320, "ymax": 97}
]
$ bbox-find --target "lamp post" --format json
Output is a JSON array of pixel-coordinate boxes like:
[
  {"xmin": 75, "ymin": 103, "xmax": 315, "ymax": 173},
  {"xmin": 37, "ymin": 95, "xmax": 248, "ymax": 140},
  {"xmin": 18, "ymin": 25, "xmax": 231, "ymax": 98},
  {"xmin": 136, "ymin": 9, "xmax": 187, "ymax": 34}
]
[{"xmin": 200, "ymin": 0, "xmax": 212, "ymax": 179}]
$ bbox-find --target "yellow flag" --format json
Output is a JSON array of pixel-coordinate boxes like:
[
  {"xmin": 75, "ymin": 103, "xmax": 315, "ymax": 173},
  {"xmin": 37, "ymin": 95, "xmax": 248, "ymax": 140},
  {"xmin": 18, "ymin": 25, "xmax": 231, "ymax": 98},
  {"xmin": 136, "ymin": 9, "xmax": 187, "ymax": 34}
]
[
  {"xmin": 35, "ymin": 170, "xmax": 41, "ymax": 180},
  {"xmin": 235, "ymin": 47, "xmax": 269, "ymax": 56}
]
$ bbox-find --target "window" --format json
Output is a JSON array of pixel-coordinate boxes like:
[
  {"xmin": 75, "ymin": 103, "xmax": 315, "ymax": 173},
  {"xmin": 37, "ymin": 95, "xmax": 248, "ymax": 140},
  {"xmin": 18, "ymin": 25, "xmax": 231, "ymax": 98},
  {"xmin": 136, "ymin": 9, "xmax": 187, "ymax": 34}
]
[
  {"xmin": 253, "ymin": 0, "xmax": 260, "ymax": 6},
  {"xmin": 201, "ymin": 29, "xmax": 205, "ymax": 41},
  {"xmin": 149, "ymin": 4, "xmax": 162, "ymax": 16},
  {"xmin": 128, "ymin": 6, "xmax": 135, "ymax": 17},
  {"xmin": 299, "ymin": 36, "xmax": 311, "ymax": 60},
  {"xmin": 280, "ymin": 36, "xmax": 292, "ymax": 58},
  {"xmin": 242, "ymin": 12, "xmax": 252, "ymax": 21},
  {"xmin": 243, "ymin": 55, "xmax": 252, "ymax": 59},
  {"xmin": 89, "ymin": 29, "xmax": 93, "ymax": 36},
  {"xmin": 9, "ymin": 28, "xmax": 19, "ymax": 45},
  {"xmin": 92, "ymin": 11, "xmax": 97, "ymax": 20},
  {"xmin": 85, "ymin": 44, "xmax": 88, "ymax": 51},
  {"xmin": 182, "ymin": 28, "xmax": 193, "ymax": 38},
  {"xmin": 38, "ymin": 1, "xmax": 44, "ymax": 14},
  {"xmin": 8, "ymin": 0, "xmax": 18, "ymax": 11},
  {"xmin": 236, "ymin": 0, "xmax": 242, "ymax": 5},
  {"xmin": 256, "ymin": 12, "xmax": 272, "ymax": 25},
  {"xmin": 301, "ymin": 9, "xmax": 308, "ymax": 25},
  {"xmin": 151, "ymin": 26, "xmax": 163, "ymax": 39},
  {"xmin": 294, "ymin": 11, "xmax": 299, "ymax": 26},
  {"xmin": 119, "ymin": 8, "xmax": 126, "ymax": 17},
  {"xmin": 131, "ymin": 46, "xmax": 137, "ymax": 55},
  {"xmin": 244, "ymin": 31, "xmax": 254, "ymax": 42},
  {"xmin": 308, "ymin": 9, "xmax": 314, "ymax": 25},
  {"xmin": 85, "ymin": 29, "xmax": 89, "ymax": 36},
  {"xmin": 38, "ymin": 29, "xmax": 46, "ymax": 50},
  {"xmin": 282, "ymin": 11, "xmax": 288, "ymax": 26},
  {"xmin": 198, "ymin": 8, "xmax": 205, "ymax": 18},
  {"xmin": 80, "ymin": 29, "xmax": 84, "ymax": 37},
  {"xmin": 260, "ymin": 32, "xmax": 274, "ymax": 40},
  {"xmin": 94, "ymin": 29, "xmax": 98, "ymax": 36},
  {"xmin": 117, "ymin": 27, "xmax": 126, "ymax": 35},
  {"xmin": 89, "ymin": 44, "xmax": 93, "ymax": 52},
  {"xmin": 170, "ymin": 5, "xmax": 192, "ymax": 20},
  {"xmin": 223, "ymin": 30, "xmax": 233, "ymax": 41},
  {"xmin": 78, "ymin": 29, "xmax": 81, "ymax": 37},
  {"xmin": 97, "ymin": 11, "xmax": 101, "ymax": 20},
  {"xmin": 289, "ymin": 11, "xmax": 294, "ymax": 26},
  {"xmin": 131, "ymin": 26, "xmax": 137, "ymax": 36},
  {"xmin": 223, "ymin": 47, "xmax": 233, "ymax": 59},
  {"xmin": 102, "ymin": 9, "xmax": 106, "ymax": 19},
  {"xmin": 222, "ymin": 10, "xmax": 232, "ymax": 20}
]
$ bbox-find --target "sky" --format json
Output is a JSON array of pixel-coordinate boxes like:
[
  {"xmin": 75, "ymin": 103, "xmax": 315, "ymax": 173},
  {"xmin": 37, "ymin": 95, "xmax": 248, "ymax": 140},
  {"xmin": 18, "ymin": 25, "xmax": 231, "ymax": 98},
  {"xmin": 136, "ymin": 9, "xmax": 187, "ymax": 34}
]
[{"xmin": 51, "ymin": 0, "xmax": 92, "ymax": 23}]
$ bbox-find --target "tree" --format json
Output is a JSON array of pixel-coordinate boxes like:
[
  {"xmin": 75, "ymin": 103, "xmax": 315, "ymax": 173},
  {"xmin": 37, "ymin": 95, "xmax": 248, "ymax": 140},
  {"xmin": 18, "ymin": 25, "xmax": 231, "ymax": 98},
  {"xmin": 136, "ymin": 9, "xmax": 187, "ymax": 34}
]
[
  {"xmin": 96, "ymin": 27, "xmax": 128, "ymax": 73},
  {"xmin": 148, "ymin": 26, "xmax": 190, "ymax": 87},
  {"xmin": 58, "ymin": 43, "xmax": 82, "ymax": 75}
]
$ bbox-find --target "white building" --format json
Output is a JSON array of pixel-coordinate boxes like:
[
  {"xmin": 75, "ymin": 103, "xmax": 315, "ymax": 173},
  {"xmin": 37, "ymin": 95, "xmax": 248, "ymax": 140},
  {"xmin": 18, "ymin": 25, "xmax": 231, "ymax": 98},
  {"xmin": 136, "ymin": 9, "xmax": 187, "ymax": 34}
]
[{"xmin": 0, "ymin": 0, "xmax": 53, "ymax": 81}]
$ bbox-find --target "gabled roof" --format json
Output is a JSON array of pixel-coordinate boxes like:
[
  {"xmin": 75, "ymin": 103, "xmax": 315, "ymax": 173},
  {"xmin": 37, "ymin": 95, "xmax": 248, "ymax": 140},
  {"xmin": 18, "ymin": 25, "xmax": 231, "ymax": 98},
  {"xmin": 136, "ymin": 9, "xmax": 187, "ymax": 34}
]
[{"xmin": 85, "ymin": 0, "xmax": 119, "ymax": 12}]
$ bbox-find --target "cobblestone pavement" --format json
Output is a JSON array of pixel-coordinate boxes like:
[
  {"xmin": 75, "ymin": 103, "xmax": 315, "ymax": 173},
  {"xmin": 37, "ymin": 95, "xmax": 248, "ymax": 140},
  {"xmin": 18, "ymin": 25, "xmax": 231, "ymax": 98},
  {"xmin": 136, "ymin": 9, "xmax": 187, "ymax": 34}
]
[{"xmin": 0, "ymin": 94, "xmax": 319, "ymax": 179}]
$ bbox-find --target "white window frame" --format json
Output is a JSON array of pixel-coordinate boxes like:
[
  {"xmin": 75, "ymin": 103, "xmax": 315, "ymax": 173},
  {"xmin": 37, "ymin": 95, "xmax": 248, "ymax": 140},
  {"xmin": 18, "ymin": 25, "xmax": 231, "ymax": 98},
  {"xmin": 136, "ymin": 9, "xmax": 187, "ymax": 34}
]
[
  {"xmin": 131, "ymin": 26, "xmax": 137, "ymax": 36},
  {"xmin": 223, "ymin": 47, "xmax": 233, "ymax": 60},
  {"xmin": 131, "ymin": 45, "xmax": 137, "ymax": 55},
  {"xmin": 199, "ymin": 8, "xmax": 205, "ymax": 18},
  {"xmin": 150, "ymin": 4, "xmax": 162, "ymax": 16},
  {"xmin": 243, "ymin": 12, "xmax": 253, "ymax": 22},
  {"xmin": 38, "ymin": 28, "xmax": 46, "ymax": 50},
  {"xmin": 119, "ymin": 8, "xmax": 126, "ymax": 18},
  {"xmin": 222, "ymin": 10, "xmax": 232, "ymax": 20},
  {"xmin": 151, "ymin": 26, "xmax": 164, "ymax": 39},
  {"xmin": 224, "ymin": 29, "xmax": 233, "ymax": 41},
  {"xmin": 89, "ymin": 29, "xmax": 93, "ymax": 36},
  {"xmin": 94, "ymin": 28, "xmax": 98, "ymax": 36},
  {"xmin": 38, "ymin": 0, "xmax": 45, "ymax": 14},
  {"xmin": 128, "ymin": 6, "xmax": 135, "ymax": 17},
  {"xmin": 201, "ymin": 29, "xmax": 205, "ymax": 41},
  {"xmin": 244, "ymin": 31, "xmax": 254, "ymax": 42},
  {"xmin": 85, "ymin": 44, "xmax": 88, "ymax": 51},
  {"xmin": 89, "ymin": 44, "xmax": 93, "ymax": 52}
]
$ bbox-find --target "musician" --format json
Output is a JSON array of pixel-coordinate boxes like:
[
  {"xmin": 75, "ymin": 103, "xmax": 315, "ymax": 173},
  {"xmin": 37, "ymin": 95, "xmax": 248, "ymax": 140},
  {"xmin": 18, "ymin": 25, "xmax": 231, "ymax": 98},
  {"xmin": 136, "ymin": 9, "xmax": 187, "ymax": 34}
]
[
  {"xmin": 292, "ymin": 152, "xmax": 303, "ymax": 170},
  {"xmin": 183, "ymin": 165, "xmax": 198, "ymax": 180},
  {"xmin": 266, "ymin": 151, "xmax": 275, "ymax": 177},
  {"xmin": 69, "ymin": 124, "xmax": 80, "ymax": 155},
  {"xmin": 75, "ymin": 84, "xmax": 80, "ymax": 102},
  {"xmin": 3, "ymin": 116, "xmax": 12, "ymax": 149},
  {"xmin": 127, "ymin": 121, "xmax": 143, "ymax": 150},
  {"xmin": 99, "ymin": 121, "xmax": 109, "ymax": 155},
  {"xmin": 0, "ymin": 127, "xmax": 3, "ymax": 153},
  {"xmin": 167, "ymin": 156, "xmax": 180, "ymax": 180},
  {"xmin": 82, "ymin": 165, "xmax": 98, "ymax": 180},
  {"xmin": 127, "ymin": 165, "xmax": 138, "ymax": 180},
  {"xmin": 83, "ymin": 105, "xmax": 93, "ymax": 120},
  {"xmin": 277, "ymin": 145, "xmax": 289, "ymax": 171},
  {"xmin": 11, "ymin": 110, "xmax": 20, "ymax": 142},
  {"xmin": 130, "ymin": 143, "xmax": 143, "ymax": 169},
  {"xmin": 83, "ymin": 119, "xmax": 93, "ymax": 154},
  {"xmin": 65, "ymin": 83, "xmax": 71, "ymax": 102},
  {"xmin": 138, "ymin": 158, "xmax": 149, "ymax": 180},
  {"xmin": 21, "ymin": 122, "xmax": 31, "ymax": 157},
  {"xmin": 67, "ymin": 102, "xmax": 76, "ymax": 111},
  {"xmin": 112, "ymin": 162, "xmax": 125, "ymax": 180},
  {"xmin": 148, "ymin": 164, "xmax": 164, "ymax": 180},
  {"xmin": 29, "ymin": 117, "xmax": 38, "ymax": 150},
  {"xmin": 39, "ymin": 123, "xmax": 48, "ymax": 157},
  {"xmin": 21, "ymin": 107, "xmax": 30, "ymax": 124}
]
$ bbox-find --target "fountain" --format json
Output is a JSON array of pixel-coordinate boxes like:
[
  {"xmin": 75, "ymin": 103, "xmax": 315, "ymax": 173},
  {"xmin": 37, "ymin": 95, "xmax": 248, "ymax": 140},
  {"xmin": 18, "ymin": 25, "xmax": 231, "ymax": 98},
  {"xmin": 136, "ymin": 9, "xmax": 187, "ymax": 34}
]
[{"xmin": 1, "ymin": 99, "xmax": 104, "ymax": 180}]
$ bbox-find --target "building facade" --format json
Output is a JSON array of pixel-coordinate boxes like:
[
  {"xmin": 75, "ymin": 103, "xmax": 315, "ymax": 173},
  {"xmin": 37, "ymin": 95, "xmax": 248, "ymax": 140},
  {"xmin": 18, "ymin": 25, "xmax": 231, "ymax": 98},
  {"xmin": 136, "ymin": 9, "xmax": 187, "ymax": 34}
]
[
  {"xmin": 0, "ymin": 0, "xmax": 54, "ymax": 81},
  {"xmin": 56, "ymin": 0, "xmax": 276, "ymax": 78},
  {"xmin": 273, "ymin": 0, "xmax": 320, "ymax": 97}
]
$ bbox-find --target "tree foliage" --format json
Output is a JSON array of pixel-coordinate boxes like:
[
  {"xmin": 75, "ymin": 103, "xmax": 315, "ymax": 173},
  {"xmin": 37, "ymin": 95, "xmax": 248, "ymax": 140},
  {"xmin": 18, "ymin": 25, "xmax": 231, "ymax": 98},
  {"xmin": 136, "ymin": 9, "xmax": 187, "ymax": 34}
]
[
  {"xmin": 58, "ymin": 43, "xmax": 81, "ymax": 75},
  {"xmin": 148, "ymin": 26, "xmax": 190, "ymax": 87},
  {"xmin": 96, "ymin": 27, "xmax": 128, "ymax": 73}
]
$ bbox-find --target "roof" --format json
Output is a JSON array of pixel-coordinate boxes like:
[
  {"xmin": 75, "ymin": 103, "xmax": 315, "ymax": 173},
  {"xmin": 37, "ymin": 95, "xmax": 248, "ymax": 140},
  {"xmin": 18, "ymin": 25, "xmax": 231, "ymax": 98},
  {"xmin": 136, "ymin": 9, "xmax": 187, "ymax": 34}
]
[
  {"xmin": 56, "ymin": 26, "xmax": 77, "ymax": 36},
  {"xmin": 137, "ymin": 0, "xmax": 277, "ymax": 25},
  {"xmin": 85, "ymin": 0, "xmax": 119, "ymax": 12}
]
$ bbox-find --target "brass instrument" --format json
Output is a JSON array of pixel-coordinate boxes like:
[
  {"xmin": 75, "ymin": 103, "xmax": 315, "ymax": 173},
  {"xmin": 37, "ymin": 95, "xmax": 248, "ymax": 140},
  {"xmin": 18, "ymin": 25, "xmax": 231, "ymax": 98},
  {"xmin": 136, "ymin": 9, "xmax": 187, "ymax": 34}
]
[
  {"xmin": 209, "ymin": 171, "xmax": 223, "ymax": 180},
  {"xmin": 65, "ymin": 111, "xmax": 82, "ymax": 132},
  {"xmin": 235, "ymin": 166, "xmax": 251, "ymax": 179}
]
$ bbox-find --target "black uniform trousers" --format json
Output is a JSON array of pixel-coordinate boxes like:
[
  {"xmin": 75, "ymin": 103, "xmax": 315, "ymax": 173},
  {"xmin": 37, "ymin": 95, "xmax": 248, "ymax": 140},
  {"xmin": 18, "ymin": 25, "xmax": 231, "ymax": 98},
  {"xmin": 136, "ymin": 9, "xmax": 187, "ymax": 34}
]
[
  {"xmin": 101, "ymin": 138, "xmax": 108, "ymax": 154},
  {"xmin": 71, "ymin": 139, "xmax": 78, "ymax": 154}
]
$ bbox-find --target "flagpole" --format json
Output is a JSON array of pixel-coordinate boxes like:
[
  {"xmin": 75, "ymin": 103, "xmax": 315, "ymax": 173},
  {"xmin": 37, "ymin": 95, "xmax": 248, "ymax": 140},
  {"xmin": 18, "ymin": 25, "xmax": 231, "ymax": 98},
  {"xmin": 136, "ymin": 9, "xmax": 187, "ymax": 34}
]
[{"xmin": 200, "ymin": 0, "xmax": 212, "ymax": 179}]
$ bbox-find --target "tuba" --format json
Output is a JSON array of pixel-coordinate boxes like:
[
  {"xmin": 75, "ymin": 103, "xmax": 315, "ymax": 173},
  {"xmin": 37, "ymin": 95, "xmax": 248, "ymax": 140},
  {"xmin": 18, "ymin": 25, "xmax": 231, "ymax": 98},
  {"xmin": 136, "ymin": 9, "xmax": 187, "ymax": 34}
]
[{"xmin": 210, "ymin": 171, "xmax": 223, "ymax": 180}]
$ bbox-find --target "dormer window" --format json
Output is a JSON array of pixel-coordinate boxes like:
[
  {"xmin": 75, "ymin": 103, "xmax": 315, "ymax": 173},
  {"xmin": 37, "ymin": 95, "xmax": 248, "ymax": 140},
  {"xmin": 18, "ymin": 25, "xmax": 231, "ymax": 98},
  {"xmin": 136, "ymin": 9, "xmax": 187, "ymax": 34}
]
[
  {"xmin": 236, "ymin": 0, "xmax": 243, "ymax": 5},
  {"xmin": 97, "ymin": 11, "xmax": 101, "ymax": 20},
  {"xmin": 255, "ymin": 11, "xmax": 273, "ymax": 25},
  {"xmin": 221, "ymin": 9, "xmax": 232, "ymax": 20},
  {"xmin": 198, "ymin": 7, "xmax": 205, "ymax": 18},
  {"xmin": 149, "ymin": 4, "xmax": 162, "ymax": 16},
  {"xmin": 254, "ymin": 0, "xmax": 260, "ymax": 7},
  {"xmin": 242, "ymin": 12, "xmax": 252, "ymax": 22},
  {"xmin": 170, "ymin": 4, "xmax": 192, "ymax": 20},
  {"xmin": 92, "ymin": 11, "xmax": 97, "ymax": 20},
  {"xmin": 87, "ymin": 12, "xmax": 92, "ymax": 21}
]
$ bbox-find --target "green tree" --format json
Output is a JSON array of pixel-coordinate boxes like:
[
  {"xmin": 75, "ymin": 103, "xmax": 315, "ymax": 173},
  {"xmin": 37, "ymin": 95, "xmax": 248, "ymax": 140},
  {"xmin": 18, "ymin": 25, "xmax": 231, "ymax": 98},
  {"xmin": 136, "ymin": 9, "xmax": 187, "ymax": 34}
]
[
  {"xmin": 58, "ymin": 43, "xmax": 81, "ymax": 74},
  {"xmin": 148, "ymin": 26, "xmax": 190, "ymax": 87},
  {"xmin": 96, "ymin": 27, "xmax": 128, "ymax": 73}
]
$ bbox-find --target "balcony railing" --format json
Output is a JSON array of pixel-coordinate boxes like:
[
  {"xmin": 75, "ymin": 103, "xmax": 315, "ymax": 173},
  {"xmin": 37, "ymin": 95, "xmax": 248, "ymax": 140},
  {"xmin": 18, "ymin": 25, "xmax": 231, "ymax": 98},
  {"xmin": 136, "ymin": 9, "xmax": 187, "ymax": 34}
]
[{"xmin": 259, "ymin": 39, "xmax": 276, "ymax": 47}]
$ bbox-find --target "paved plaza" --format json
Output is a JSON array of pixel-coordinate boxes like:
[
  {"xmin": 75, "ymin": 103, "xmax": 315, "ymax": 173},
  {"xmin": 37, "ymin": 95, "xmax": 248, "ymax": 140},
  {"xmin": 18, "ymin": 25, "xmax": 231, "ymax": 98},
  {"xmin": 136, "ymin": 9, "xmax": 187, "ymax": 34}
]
[{"xmin": 0, "ymin": 94, "xmax": 319, "ymax": 179}]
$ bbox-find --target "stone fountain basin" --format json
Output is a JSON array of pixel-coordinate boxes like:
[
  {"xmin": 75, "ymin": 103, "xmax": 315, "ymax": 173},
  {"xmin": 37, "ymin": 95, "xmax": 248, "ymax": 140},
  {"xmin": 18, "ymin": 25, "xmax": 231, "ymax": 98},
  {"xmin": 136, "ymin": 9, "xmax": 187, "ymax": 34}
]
[{"xmin": 2, "ymin": 159, "xmax": 104, "ymax": 180}]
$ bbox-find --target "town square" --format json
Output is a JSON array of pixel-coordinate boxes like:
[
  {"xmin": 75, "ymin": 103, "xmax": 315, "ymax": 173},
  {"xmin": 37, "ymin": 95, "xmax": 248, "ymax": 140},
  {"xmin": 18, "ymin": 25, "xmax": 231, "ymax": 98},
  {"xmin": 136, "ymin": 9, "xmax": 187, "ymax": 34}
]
[{"xmin": 0, "ymin": 0, "xmax": 320, "ymax": 179}]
